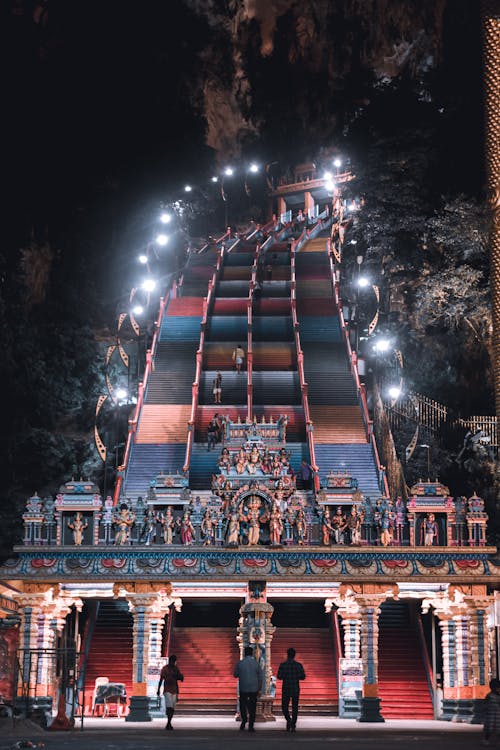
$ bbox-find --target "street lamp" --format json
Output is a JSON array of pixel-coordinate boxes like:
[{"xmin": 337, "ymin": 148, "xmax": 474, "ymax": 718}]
[
  {"xmin": 142, "ymin": 279, "xmax": 156, "ymax": 292},
  {"xmin": 221, "ymin": 167, "xmax": 234, "ymax": 228},
  {"xmin": 138, "ymin": 254, "xmax": 148, "ymax": 265},
  {"xmin": 156, "ymin": 233, "xmax": 168, "ymax": 246},
  {"xmin": 160, "ymin": 212, "xmax": 171, "ymax": 224}
]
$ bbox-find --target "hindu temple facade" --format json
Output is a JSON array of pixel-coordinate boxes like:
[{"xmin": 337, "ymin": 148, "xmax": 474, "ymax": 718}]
[{"xmin": 1, "ymin": 168, "xmax": 499, "ymax": 726}]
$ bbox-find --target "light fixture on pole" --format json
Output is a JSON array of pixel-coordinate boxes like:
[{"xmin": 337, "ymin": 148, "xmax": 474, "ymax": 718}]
[{"xmin": 221, "ymin": 167, "xmax": 234, "ymax": 228}]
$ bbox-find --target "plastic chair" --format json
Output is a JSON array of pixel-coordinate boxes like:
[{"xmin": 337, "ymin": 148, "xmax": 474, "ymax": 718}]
[{"xmin": 91, "ymin": 676, "xmax": 109, "ymax": 716}]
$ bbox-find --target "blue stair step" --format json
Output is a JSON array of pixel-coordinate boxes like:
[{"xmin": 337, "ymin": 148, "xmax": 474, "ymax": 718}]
[
  {"xmin": 123, "ymin": 443, "xmax": 186, "ymax": 502},
  {"xmin": 314, "ymin": 444, "xmax": 381, "ymax": 497}
]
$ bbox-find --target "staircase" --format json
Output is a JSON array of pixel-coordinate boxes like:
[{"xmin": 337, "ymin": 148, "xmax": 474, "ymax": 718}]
[
  {"xmin": 378, "ymin": 601, "xmax": 434, "ymax": 720},
  {"xmin": 169, "ymin": 627, "xmax": 240, "ymax": 712},
  {"xmin": 271, "ymin": 628, "xmax": 338, "ymax": 714},
  {"xmin": 82, "ymin": 600, "xmax": 133, "ymax": 716}
]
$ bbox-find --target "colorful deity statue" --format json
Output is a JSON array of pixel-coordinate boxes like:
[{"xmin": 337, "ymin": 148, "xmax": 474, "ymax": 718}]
[
  {"xmin": 201, "ymin": 508, "xmax": 216, "ymax": 546},
  {"xmin": 332, "ymin": 507, "xmax": 347, "ymax": 545},
  {"xmin": 346, "ymin": 506, "xmax": 361, "ymax": 545},
  {"xmin": 269, "ymin": 504, "xmax": 283, "ymax": 546},
  {"xmin": 68, "ymin": 512, "xmax": 88, "ymax": 546},
  {"xmin": 226, "ymin": 508, "xmax": 241, "ymax": 547},
  {"xmin": 320, "ymin": 507, "xmax": 334, "ymax": 546},
  {"xmin": 294, "ymin": 507, "xmax": 307, "ymax": 545},
  {"xmin": 394, "ymin": 497, "xmax": 406, "ymax": 545},
  {"xmin": 113, "ymin": 504, "xmax": 135, "ymax": 546},
  {"xmin": 158, "ymin": 506, "xmax": 175, "ymax": 544},
  {"xmin": 141, "ymin": 509, "xmax": 157, "ymax": 546},
  {"xmin": 178, "ymin": 511, "xmax": 195, "ymax": 545},
  {"xmin": 422, "ymin": 513, "xmax": 439, "ymax": 546},
  {"xmin": 246, "ymin": 497, "xmax": 264, "ymax": 546}
]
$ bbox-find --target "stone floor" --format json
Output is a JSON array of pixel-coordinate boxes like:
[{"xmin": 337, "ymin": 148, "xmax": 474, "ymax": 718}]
[{"xmin": 0, "ymin": 715, "xmax": 485, "ymax": 750}]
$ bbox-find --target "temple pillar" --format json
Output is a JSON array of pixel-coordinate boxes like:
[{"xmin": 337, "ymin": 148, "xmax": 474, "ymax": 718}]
[
  {"xmin": 237, "ymin": 582, "xmax": 275, "ymax": 721},
  {"xmin": 13, "ymin": 586, "xmax": 81, "ymax": 723},
  {"xmin": 304, "ymin": 191, "xmax": 315, "ymax": 219},
  {"xmin": 326, "ymin": 591, "xmax": 362, "ymax": 718},
  {"xmin": 423, "ymin": 586, "xmax": 493, "ymax": 722},
  {"xmin": 357, "ymin": 596, "xmax": 384, "ymax": 722},
  {"xmin": 277, "ymin": 196, "xmax": 287, "ymax": 220},
  {"xmin": 468, "ymin": 599, "xmax": 493, "ymax": 722},
  {"xmin": 120, "ymin": 583, "xmax": 182, "ymax": 722}
]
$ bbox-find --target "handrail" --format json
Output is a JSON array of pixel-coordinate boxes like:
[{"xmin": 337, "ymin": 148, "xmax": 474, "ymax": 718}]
[
  {"xmin": 246, "ymin": 244, "xmax": 260, "ymax": 421},
  {"xmin": 326, "ymin": 236, "xmax": 389, "ymax": 496},
  {"xmin": 113, "ymin": 291, "xmax": 170, "ymax": 505},
  {"xmin": 183, "ymin": 245, "xmax": 226, "ymax": 473},
  {"xmin": 163, "ymin": 605, "xmax": 176, "ymax": 658},
  {"xmin": 290, "ymin": 251, "xmax": 319, "ymax": 489},
  {"xmin": 414, "ymin": 606, "xmax": 435, "ymax": 708}
]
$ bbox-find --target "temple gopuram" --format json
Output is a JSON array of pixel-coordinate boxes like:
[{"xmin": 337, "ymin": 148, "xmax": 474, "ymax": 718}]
[{"xmin": 0, "ymin": 169, "xmax": 499, "ymax": 727}]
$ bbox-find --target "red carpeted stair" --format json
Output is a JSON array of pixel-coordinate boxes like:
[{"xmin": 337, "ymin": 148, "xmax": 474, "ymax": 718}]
[
  {"xmin": 82, "ymin": 601, "xmax": 133, "ymax": 716},
  {"xmin": 378, "ymin": 602, "xmax": 434, "ymax": 719},
  {"xmin": 271, "ymin": 628, "xmax": 338, "ymax": 714},
  {"xmin": 169, "ymin": 627, "xmax": 240, "ymax": 712}
]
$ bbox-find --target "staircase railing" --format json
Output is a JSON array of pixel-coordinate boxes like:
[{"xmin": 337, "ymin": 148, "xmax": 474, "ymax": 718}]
[
  {"xmin": 413, "ymin": 606, "xmax": 435, "ymax": 715},
  {"xmin": 163, "ymin": 605, "xmax": 176, "ymax": 658},
  {"xmin": 383, "ymin": 388, "xmax": 498, "ymax": 453},
  {"xmin": 246, "ymin": 245, "xmax": 260, "ymax": 421},
  {"xmin": 326, "ymin": 236, "xmax": 389, "ymax": 497},
  {"xmin": 113, "ymin": 290, "xmax": 170, "ymax": 505},
  {"xmin": 77, "ymin": 601, "xmax": 99, "ymax": 701},
  {"xmin": 290, "ymin": 250, "xmax": 319, "ymax": 489},
  {"xmin": 183, "ymin": 242, "xmax": 228, "ymax": 473}
]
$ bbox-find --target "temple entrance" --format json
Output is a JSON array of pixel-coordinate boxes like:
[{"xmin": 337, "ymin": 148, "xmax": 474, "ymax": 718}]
[
  {"xmin": 169, "ymin": 599, "xmax": 242, "ymax": 713},
  {"xmin": 270, "ymin": 599, "xmax": 339, "ymax": 715},
  {"xmin": 377, "ymin": 600, "xmax": 435, "ymax": 719}
]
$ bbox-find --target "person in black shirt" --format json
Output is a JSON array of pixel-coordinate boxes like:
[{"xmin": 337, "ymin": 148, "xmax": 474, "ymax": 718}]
[{"xmin": 277, "ymin": 647, "xmax": 306, "ymax": 731}]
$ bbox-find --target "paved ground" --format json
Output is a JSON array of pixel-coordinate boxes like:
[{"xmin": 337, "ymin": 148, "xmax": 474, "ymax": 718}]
[{"xmin": 0, "ymin": 716, "xmax": 485, "ymax": 750}]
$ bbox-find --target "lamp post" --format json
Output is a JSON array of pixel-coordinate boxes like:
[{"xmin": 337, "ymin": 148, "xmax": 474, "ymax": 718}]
[
  {"xmin": 221, "ymin": 166, "xmax": 234, "ymax": 229},
  {"xmin": 418, "ymin": 444, "xmax": 431, "ymax": 480}
]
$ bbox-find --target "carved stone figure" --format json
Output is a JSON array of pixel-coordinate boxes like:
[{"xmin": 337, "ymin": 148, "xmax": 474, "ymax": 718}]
[{"xmin": 68, "ymin": 512, "xmax": 88, "ymax": 546}]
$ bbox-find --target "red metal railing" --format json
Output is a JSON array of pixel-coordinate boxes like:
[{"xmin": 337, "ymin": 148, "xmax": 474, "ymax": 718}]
[
  {"xmin": 113, "ymin": 229, "xmax": 232, "ymax": 505},
  {"xmin": 326, "ymin": 236, "xmax": 389, "ymax": 497},
  {"xmin": 290, "ymin": 249, "xmax": 319, "ymax": 490},
  {"xmin": 183, "ymin": 242, "xmax": 229, "ymax": 472}
]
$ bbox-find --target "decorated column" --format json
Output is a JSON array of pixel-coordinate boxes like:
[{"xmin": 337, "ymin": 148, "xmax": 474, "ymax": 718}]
[
  {"xmin": 121, "ymin": 583, "xmax": 182, "ymax": 722},
  {"xmin": 357, "ymin": 591, "xmax": 386, "ymax": 722},
  {"xmin": 422, "ymin": 586, "xmax": 493, "ymax": 722},
  {"xmin": 468, "ymin": 597, "xmax": 493, "ymax": 722},
  {"xmin": 13, "ymin": 585, "xmax": 82, "ymax": 720},
  {"xmin": 326, "ymin": 586, "xmax": 362, "ymax": 718},
  {"xmin": 237, "ymin": 582, "xmax": 275, "ymax": 721}
]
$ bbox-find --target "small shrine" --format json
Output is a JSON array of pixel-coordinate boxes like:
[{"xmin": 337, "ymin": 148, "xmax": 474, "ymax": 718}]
[
  {"xmin": 407, "ymin": 480, "xmax": 456, "ymax": 547},
  {"xmin": 51, "ymin": 479, "xmax": 102, "ymax": 546}
]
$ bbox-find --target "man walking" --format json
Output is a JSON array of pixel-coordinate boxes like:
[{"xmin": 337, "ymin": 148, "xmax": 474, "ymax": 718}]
[
  {"xmin": 157, "ymin": 654, "xmax": 184, "ymax": 730},
  {"xmin": 233, "ymin": 645, "xmax": 263, "ymax": 732},
  {"xmin": 277, "ymin": 647, "xmax": 306, "ymax": 732},
  {"xmin": 232, "ymin": 344, "xmax": 245, "ymax": 373}
]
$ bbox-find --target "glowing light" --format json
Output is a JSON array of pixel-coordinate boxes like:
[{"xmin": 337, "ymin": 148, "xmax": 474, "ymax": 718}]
[
  {"xmin": 325, "ymin": 180, "xmax": 335, "ymax": 192},
  {"xmin": 115, "ymin": 388, "xmax": 128, "ymax": 400},
  {"xmin": 323, "ymin": 171, "xmax": 333, "ymax": 181},
  {"xmin": 142, "ymin": 279, "xmax": 156, "ymax": 292},
  {"xmin": 138, "ymin": 254, "xmax": 148, "ymax": 264},
  {"xmin": 333, "ymin": 158, "xmax": 342, "ymax": 168},
  {"xmin": 132, "ymin": 305, "xmax": 144, "ymax": 316},
  {"xmin": 211, "ymin": 176, "xmax": 218, "ymax": 183},
  {"xmin": 358, "ymin": 277, "xmax": 370, "ymax": 288},
  {"xmin": 156, "ymin": 234, "xmax": 168, "ymax": 246},
  {"xmin": 350, "ymin": 240, "xmax": 358, "ymax": 245},
  {"xmin": 249, "ymin": 163, "xmax": 259, "ymax": 173},
  {"xmin": 160, "ymin": 212, "xmax": 171, "ymax": 224},
  {"xmin": 374, "ymin": 338, "xmax": 391, "ymax": 353},
  {"xmin": 388, "ymin": 386, "xmax": 402, "ymax": 400},
  {"xmin": 224, "ymin": 167, "xmax": 234, "ymax": 176},
  {"xmin": 184, "ymin": 185, "xmax": 192, "ymax": 192}
]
